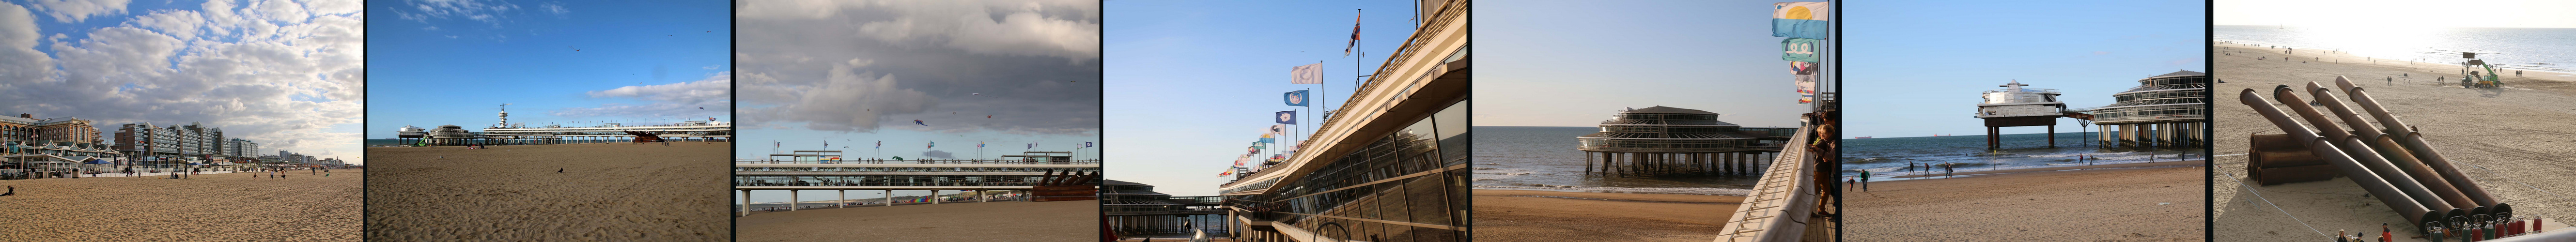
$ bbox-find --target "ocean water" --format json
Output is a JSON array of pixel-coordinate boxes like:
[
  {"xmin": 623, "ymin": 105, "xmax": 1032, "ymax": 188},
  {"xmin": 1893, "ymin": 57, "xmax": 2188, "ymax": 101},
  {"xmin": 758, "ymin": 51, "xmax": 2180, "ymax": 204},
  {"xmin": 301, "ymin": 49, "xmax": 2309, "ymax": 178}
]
[
  {"xmin": 1842, "ymin": 132, "xmax": 2204, "ymax": 181},
  {"xmin": 2218, "ymin": 25, "xmax": 2576, "ymax": 74},
  {"xmin": 1471, "ymin": 126, "xmax": 1762, "ymax": 196}
]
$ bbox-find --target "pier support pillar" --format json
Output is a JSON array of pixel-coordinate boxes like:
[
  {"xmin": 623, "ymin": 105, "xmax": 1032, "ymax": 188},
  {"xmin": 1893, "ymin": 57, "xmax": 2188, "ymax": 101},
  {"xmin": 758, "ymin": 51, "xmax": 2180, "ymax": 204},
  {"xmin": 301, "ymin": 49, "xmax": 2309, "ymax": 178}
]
[
  {"xmin": 1584, "ymin": 151, "xmax": 1595, "ymax": 175},
  {"xmin": 739, "ymin": 189, "xmax": 749, "ymax": 216},
  {"xmin": 979, "ymin": 190, "xmax": 988, "ymax": 202},
  {"xmin": 933, "ymin": 190, "xmax": 941, "ymax": 204},
  {"xmin": 790, "ymin": 190, "xmax": 799, "ymax": 211},
  {"xmin": 2047, "ymin": 125, "xmax": 2056, "ymax": 148},
  {"xmin": 885, "ymin": 190, "xmax": 894, "ymax": 207},
  {"xmin": 839, "ymin": 190, "xmax": 847, "ymax": 209}
]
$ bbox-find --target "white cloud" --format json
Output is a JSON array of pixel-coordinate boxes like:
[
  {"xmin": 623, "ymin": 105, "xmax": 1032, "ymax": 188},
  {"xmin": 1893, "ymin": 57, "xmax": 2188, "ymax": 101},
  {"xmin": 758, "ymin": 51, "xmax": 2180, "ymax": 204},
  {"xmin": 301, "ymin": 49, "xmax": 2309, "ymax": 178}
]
[
  {"xmin": 538, "ymin": 2, "xmax": 566, "ymax": 17},
  {"xmin": 739, "ymin": 0, "xmax": 1099, "ymax": 61},
  {"xmin": 549, "ymin": 73, "xmax": 732, "ymax": 120},
  {"xmin": 0, "ymin": 0, "xmax": 366, "ymax": 164},
  {"xmin": 401, "ymin": 0, "xmax": 518, "ymax": 25},
  {"xmin": 28, "ymin": 0, "xmax": 132, "ymax": 23}
]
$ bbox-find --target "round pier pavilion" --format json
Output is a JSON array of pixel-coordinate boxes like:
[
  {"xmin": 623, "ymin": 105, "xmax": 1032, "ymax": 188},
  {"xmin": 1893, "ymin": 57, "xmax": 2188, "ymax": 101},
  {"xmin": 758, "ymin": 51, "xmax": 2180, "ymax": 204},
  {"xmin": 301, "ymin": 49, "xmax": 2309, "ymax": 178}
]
[
  {"xmin": 2087, "ymin": 70, "xmax": 2209, "ymax": 148},
  {"xmin": 1576, "ymin": 106, "xmax": 1795, "ymax": 177}
]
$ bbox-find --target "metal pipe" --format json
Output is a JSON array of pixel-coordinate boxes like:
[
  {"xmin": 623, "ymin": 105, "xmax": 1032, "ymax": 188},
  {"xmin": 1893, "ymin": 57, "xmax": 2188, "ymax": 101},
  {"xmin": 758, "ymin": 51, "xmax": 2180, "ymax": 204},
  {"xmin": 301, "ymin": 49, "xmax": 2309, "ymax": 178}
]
[
  {"xmin": 2307, "ymin": 80, "xmax": 2482, "ymax": 213},
  {"xmin": 2239, "ymin": 89, "xmax": 2448, "ymax": 231},
  {"xmin": 2336, "ymin": 78, "xmax": 2505, "ymax": 209},
  {"xmin": 2271, "ymin": 85, "xmax": 2458, "ymax": 214}
]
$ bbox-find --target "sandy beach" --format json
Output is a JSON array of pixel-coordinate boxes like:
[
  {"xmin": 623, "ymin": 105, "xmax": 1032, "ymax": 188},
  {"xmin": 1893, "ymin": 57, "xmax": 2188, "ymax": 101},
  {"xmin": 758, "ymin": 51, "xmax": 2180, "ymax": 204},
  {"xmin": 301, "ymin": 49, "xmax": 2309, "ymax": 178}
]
[
  {"xmin": 364, "ymin": 142, "xmax": 730, "ymax": 241},
  {"xmin": 0, "ymin": 168, "xmax": 360, "ymax": 241},
  {"xmin": 1847, "ymin": 166, "xmax": 2204, "ymax": 241},
  {"xmin": 2214, "ymin": 42, "xmax": 2576, "ymax": 241},
  {"xmin": 736, "ymin": 200, "xmax": 1101, "ymax": 242},
  {"xmin": 1472, "ymin": 189, "xmax": 1742, "ymax": 242},
  {"xmin": 1889, "ymin": 160, "xmax": 2205, "ymax": 179}
]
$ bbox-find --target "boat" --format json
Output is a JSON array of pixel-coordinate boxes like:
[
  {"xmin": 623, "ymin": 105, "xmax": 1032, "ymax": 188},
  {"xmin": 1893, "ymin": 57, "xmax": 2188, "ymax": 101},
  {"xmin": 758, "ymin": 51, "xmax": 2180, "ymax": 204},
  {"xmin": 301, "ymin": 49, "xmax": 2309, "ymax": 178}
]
[{"xmin": 1854, "ymin": 136, "xmax": 1872, "ymax": 139}]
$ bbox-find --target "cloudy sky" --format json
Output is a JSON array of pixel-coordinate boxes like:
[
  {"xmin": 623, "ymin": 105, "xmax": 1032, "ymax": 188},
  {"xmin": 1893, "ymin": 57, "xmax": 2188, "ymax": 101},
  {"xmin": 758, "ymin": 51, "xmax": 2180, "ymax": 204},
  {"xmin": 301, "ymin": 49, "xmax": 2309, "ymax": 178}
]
[
  {"xmin": 0, "ymin": 0, "xmax": 363, "ymax": 163},
  {"xmin": 364, "ymin": 0, "xmax": 730, "ymax": 142},
  {"xmin": 734, "ymin": 0, "xmax": 1101, "ymax": 203}
]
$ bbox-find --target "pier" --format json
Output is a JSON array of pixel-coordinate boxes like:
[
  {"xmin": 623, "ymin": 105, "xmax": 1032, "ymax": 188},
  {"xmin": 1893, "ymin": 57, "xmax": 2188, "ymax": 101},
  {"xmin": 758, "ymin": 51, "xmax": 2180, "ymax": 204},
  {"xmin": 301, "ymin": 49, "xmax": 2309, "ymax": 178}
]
[
  {"xmin": 1715, "ymin": 113, "xmax": 1838, "ymax": 242},
  {"xmin": 1103, "ymin": 180, "xmax": 1228, "ymax": 237},
  {"xmin": 1974, "ymin": 81, "xmax": 2069, "ymax": 150},
  {"xmin": 1577, "ymin": 106, "xmax": 1795, "ymax": 177},
  {"xmin": 731, "ymin": 151, "xmax": 1102, "ymax": 216},
  {"xmin": 2081, "ymin": 70, "xmax": 2209, "ymax": 148}
]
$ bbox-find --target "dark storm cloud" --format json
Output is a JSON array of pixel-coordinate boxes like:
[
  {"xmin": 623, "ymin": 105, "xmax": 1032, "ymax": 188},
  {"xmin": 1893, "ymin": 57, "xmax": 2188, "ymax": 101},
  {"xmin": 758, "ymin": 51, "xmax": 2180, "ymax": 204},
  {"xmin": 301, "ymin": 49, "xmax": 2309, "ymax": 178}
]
[{"xmin": 735, "ymin": 0, "xmax": 1099, "ymax": 134}]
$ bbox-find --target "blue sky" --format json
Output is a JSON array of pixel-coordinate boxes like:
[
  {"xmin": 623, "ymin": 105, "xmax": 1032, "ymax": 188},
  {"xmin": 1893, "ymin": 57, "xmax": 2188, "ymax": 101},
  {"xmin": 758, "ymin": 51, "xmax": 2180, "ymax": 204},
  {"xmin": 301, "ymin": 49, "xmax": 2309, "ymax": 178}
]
[
  {"xmin": 1845, "ymin": 0, "xmax": 2205, "ymax": 138},
  {"xmin": 0, "ymin": 0, "xmax": 364, "ymax": 163},
  {"xmin": 733, "ymin": 0, "xmax": 1099, "ymax": 203},
  {"xmin": 1475, "ymin": 0, "xmax": 1817, "ymax": 129},
  {"xmin": 1104, "ymin": 0, "xmax": 1427, "ymax": 197},
  {"xmin": 366, "ymin": 0, "xmax": 730, "ymax": 139}
]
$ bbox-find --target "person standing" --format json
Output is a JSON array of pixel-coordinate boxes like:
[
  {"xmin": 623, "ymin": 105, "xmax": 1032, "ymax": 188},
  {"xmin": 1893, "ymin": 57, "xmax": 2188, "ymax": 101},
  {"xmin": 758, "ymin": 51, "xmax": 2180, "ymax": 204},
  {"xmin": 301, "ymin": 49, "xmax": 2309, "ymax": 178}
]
[{"xmin": 1859, "ymin": 170, "xmax": 1871, "ymax": 191}]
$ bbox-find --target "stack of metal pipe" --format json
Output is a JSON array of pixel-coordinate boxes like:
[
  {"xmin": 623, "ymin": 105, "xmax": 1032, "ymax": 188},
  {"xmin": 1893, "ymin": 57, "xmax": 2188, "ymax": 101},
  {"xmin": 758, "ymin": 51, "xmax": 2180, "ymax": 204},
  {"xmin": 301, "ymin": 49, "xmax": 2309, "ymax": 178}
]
[{"xmin": 2235, "ymin": 76, "xmax": 2511, "ymax": 234}]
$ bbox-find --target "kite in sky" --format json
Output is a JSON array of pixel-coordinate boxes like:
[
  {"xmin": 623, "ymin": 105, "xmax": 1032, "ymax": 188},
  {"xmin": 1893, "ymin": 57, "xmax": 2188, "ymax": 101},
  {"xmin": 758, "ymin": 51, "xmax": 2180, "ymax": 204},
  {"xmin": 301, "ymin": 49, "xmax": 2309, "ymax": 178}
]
[{"xmin": 915, "ymin": 120, "xmax": 927, "ymax": 126}]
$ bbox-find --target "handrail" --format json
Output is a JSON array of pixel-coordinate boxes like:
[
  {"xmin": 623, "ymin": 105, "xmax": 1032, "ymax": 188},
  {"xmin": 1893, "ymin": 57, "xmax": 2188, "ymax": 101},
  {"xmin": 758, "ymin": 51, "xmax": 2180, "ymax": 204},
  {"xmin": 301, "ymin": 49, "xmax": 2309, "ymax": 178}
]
[{"xmin": 1233, "ymin": 0, "xmax": 1468, "ymax": 189}]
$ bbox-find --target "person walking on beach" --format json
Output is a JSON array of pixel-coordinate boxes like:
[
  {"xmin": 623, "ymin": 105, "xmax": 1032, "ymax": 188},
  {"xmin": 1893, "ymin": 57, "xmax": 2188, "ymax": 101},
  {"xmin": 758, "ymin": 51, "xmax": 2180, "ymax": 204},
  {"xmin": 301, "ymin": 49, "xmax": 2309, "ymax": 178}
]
[
  {"xmin": 2388, "ymin": 76, "xmax": 2394, "ymax": 85},
  {"xmin": 1859, "ymin": 170, "xmax": 1871, "ymax": 191},
  {"xmin": 1943, "ymin": 164, "xmax": 1955, "ymax": 178}
]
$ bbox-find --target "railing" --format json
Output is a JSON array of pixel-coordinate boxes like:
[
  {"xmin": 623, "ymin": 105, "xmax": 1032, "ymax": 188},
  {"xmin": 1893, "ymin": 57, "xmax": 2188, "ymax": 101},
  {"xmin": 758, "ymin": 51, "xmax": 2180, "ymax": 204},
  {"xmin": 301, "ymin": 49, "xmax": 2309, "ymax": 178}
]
[
  {"xmin": 1717, "ymin": 125, "xmax": 1823, "ymax": 242},
  {"xmin": 1269, "ymin": 0, "xmax": 1469, "ymax": 181},
  {"xmin": 734, "ymin": 158, "xmax": 1100, "ymax": 165}
]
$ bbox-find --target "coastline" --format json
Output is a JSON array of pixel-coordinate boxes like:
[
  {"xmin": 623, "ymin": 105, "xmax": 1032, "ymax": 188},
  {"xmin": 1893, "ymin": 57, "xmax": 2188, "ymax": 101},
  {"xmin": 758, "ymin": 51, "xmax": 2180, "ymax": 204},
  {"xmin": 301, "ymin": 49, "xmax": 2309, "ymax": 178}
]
[
  {"xmin": 1472, "ymin": 189, "xmax": 1743, "ymax": 242},
  {"xmin": 1847, "ymin": 166, "xmax": 2204, "ymax": 241},
  {"xmin": 1886, "ymin": 159, "xmax": 2205, "ymax": 179}
]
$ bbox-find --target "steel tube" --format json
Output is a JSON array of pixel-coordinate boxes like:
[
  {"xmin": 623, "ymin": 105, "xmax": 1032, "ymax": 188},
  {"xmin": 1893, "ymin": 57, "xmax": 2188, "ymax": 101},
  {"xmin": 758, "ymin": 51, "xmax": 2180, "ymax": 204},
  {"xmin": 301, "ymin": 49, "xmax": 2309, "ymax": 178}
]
[
  {"xmin": 2307, "ymin": 80, "xmax": 2482, "ymax": 213},
  {"xmin": 2271, "ymin": 86, "xmax": 2458, "ymax": 214},
  {"xmin": 2239, "ymin": 89, "xmax": 2447, "ymax": 230},
  {"xmin": 2336, "ymin": 78, "xmax": 2504, "ymax": 208}
]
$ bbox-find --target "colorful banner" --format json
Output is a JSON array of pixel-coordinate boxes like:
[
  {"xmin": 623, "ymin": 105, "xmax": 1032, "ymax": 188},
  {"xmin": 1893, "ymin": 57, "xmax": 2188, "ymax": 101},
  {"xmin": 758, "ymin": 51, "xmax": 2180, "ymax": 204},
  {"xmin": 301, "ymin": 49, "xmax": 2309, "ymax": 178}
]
[
  {"xmin": 1274, "ymin": 111, "xmax": 1297, "ymax": 124},
  {"xmin": 1782, "ymin": 38, "xmax": 1822, "ymax": 62},
  {"xmin": 1771, "ymin": 2, "xmax": 1830, "ymax": 40}
]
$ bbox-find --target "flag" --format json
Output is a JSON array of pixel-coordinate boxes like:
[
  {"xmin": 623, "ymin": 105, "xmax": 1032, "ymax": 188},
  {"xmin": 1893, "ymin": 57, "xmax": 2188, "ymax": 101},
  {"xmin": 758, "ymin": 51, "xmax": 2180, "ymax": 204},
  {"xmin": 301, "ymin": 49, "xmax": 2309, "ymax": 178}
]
[
  {"xmin": 928, "ymin": 141, "xmax": 935, "ymax": 149},
  {"xmin": 1794, "ymin": 61, "xmax": 1818, "ymax": 104},
  {"xmin": 1028, "ymin": 143, "xmax": 1036, "ymax": 149},
  {"xmin": 1284, "ymin": 90, "xmax": 1311, "ymax": 106},
  {"xmin": 1344, "ymin": 11, "xmax": 1361, "ymax": 57},
  {"xmin": 978, "ymin": 142, "xmax": 985, "ymax": 148},
  {"xmin": 1259, "ymin": 134, "xmax": 1276, "ymax": 143},
  {"xmin": 1083, "ymin": 142, "xmax": 1094, "ymax": 148},
  {"xmin": 1275, "ymin": 111, "xmax": 1297, "ymax": 124},
  {"xmin": 1782, "ymin": 38, "xmax": 1822, "ymax": 62},
  {"xmin": 1235, "ymin": 156, "xmax": 1248, "ymax": 166},
  {"xmin": 1247, "ymin": 146, "xmax": 1260, "ymax": 154},
  {"xmin": 823, "ymin": 140, "xmax": 828, "ymax": 148},
  {"xmin": 1290, "ymin": 63, "xmax": 1324, "ymax": 85},
  {"xmin": 876, "ymin": 141, "xmax": 882, "ymax": 149},
  {"xmin": 1219, "ymin": 169, "xmax": 1233, "ymax": 177},
  {"xmin": 1772, "ymin": 2, "xmax": 1830, "ymax": 39}
]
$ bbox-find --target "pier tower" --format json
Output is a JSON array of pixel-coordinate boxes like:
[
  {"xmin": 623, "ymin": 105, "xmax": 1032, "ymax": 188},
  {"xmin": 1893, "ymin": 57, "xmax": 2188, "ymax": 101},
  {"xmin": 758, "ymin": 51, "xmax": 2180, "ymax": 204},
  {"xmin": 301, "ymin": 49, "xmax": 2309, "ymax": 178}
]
[{"xmin": 1974, "ymin": 80, "xmax": 2067, "ymax": 150}]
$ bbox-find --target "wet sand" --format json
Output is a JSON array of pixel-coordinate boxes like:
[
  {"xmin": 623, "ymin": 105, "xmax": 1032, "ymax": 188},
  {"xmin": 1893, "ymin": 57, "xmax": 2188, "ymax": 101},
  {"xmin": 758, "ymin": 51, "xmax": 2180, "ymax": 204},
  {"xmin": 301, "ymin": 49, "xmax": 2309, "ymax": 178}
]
[
  {"xmin": 737, "ymin": 200, "xmax": 1101, "ymax": 242},
  {"xmin": 2214, "ymin": 42, "xmax": 2576, "ymax": 241},
  {"xmin": 0, "ymin": 168, "xmax": 361, "ymax": 241},
  {"xmin": 1472, "ymin": 189, "xmax": 1742, "ymax": 242},
  {"xmin": 1847, "ymin": 166, "xmax": 2204, "ymax": 241},
  {"xmin": 365, "ymin": 142, "xmax": 730, "ymax": 241},
  {"xmin": 1890, "ymin": 160, "xmax": 2205, "ymax": 179}
]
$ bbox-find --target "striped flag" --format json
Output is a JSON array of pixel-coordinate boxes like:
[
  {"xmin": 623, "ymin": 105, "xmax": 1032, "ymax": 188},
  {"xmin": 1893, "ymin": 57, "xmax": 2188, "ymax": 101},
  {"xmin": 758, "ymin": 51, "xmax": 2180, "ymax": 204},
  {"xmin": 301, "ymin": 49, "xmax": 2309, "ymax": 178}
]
[
  {"xmin": 1771, "ymin": 2, "xmax": 1830, "ymax": 39},
  {"xmin": 1344, "ymin": 10, "xmax": 1361, "ymax": 57}
]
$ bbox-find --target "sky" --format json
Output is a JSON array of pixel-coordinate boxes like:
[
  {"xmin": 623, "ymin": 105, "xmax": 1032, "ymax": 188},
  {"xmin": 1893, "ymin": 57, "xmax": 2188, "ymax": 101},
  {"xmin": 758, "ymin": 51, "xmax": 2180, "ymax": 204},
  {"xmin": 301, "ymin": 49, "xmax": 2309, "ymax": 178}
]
[
  {"xmin": 365, "ymin": 0, "xmax": 732, "ymax": 148},
  {"xmin": 0, "ymin": 0, "xmax": 362, "ymax": 163},
  {"xmin": 1475, "ymin": 0, "xmax": 1815, "ymax": 129},
  {"xmin": 1103, "ymin": 0, "xmax": 1426, "ymax": 197},
  {"xmin": 2217, "ymin": 0, "xmax": 2576, "ymax": 29},
  {"xmin": 1844, "ymin": 0, "xmax": 2205, "ymax": 139},
  {"xmin": 734, "ymin": 0, "xmax": 1100, "ymax": 203}
]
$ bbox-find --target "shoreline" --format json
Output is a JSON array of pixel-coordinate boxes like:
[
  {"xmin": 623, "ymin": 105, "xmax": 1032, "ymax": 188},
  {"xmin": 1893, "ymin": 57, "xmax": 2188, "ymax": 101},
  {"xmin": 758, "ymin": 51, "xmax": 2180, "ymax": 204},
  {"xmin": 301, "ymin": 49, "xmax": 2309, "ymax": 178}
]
[
  {"xmin": 1473, "ymin": 189, "xmax": 1741, "ymax": 242},
  {"xmin": 1886, "ymin": 159, "xmax": 2206, "ymax": 179},
  {"xmin": 2213, "ymin": 39, "xmax": 2576, "ymax": 75},
  {"xmin": 1848, "ymin": 166, "xmax": 2204, "ymax": 241}
]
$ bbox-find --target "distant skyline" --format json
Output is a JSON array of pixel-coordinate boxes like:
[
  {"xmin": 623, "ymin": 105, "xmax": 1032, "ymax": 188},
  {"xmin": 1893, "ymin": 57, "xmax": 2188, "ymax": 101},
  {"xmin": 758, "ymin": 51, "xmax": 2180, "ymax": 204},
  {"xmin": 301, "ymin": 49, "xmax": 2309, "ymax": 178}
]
[
  {"xmin": 1845, "ymin": 0, "xmax": 2205, "ymax": 139},
  {"xmin": 1475, "ymin": 0, "xmax": 1816, "ymax": 128},
  {"xmin": 2218, "ymin": 0, "xmax": 2576, "ymax": 29},
  {"xmin": 0, "ymin": 0, "xmax": 364, "ymax": 164},
  {"xmin": 365, "ymin": 0, "xmax": 733, "ymax": 145},
  {"xmin": 734, "ymin": 0, "xmax": 1100, "ymax": 204},
  {"xmin": 1104, "ymin": 0, "xmax": 1424, "ymax": 197}
]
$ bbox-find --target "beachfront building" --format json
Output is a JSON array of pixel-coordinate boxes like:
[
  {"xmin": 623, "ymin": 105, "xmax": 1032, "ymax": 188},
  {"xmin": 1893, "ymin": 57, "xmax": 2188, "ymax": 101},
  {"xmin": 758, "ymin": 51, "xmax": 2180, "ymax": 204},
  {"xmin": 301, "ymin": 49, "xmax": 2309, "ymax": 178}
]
[
  {"xmin": 0, "ymin": 114, "xmax": 99, "ymax": 145},
  {"xmin": 1576, "ymin": 106, "xmax": 1795, "ymax": 177},
  {"xmin": 2082, "ymin": 70, "xmax": 2209, "ymax": 148},
  {"xmin": 731, "ymin": 151, "xmax": 1102, "ymax": 216},
  {"xmin": 1973, "ymin": 80, "xmax": 2070, "ymax": 150},
  {"xmin": 1105, "ymin": 180, "xmax": 1226, "ymax": 237},
  {"xmin": 1217, "ymin": 1, "xmax": 1468, "ymax": 241},
  {"xmin": 110, "ymin": 122, "xmax": 236, "ymax": 165},
  {"xmin": 226, "ymin": 138, "xmax": 259, "ymax": 160}
]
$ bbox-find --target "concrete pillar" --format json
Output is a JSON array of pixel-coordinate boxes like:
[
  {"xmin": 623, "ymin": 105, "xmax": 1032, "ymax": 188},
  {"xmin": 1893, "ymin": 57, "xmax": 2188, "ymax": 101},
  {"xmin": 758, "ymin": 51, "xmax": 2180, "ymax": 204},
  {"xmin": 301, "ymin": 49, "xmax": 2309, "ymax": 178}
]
[
  {"xmin": 932, "ymin": 190, "xmax": 941, "ymax": 204},
  {"xmin": 739, "ymin": 189, "xmax": 750, "ymax": 216},
  {"xmin": 978, "ymin": 190, "xmax": 988, "ymax": 202},
  {"xmin": 885, "ymin": 190, "xmax": 894, "ymax": 207},
  {"xmin": 790, "ymin": 190, "xmax": 799, "ymax": 211},
  {"xmin": 1584, "ymin": 151, "xmax": 1594, "ymax": 175},
  {"xmin": 839, "ymin": 190, "xmax": 847, "ymax": 208}
]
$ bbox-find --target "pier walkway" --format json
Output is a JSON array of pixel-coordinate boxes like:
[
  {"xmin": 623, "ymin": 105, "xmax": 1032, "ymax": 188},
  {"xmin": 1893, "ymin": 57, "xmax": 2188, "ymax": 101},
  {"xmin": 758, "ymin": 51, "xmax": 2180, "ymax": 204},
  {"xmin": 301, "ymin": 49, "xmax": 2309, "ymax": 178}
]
[{"xmin": 1716, "ymin": 125, "xmax": 1835, "ymax": 242}]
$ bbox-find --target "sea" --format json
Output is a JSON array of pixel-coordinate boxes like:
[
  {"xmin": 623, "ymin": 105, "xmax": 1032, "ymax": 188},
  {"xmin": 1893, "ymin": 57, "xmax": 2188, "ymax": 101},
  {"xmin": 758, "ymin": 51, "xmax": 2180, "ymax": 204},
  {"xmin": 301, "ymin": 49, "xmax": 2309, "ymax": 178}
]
[
  {"xmin": 1471, "ymin": 126, "xmax": 1764, "ymax": 196},
  {"xmin": 1842, "ymin": 132, "xmax": 2204, "ymax": 182},
  {"xmin": 2218, "ymin": 25, "xmax": 2576, "ymax": 74}
]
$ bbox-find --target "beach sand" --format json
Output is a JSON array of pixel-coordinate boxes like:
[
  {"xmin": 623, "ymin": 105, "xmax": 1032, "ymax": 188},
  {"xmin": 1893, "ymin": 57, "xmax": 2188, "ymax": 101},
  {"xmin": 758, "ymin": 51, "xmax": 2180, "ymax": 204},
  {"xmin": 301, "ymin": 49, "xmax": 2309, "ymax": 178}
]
[
  {"xmin": 364, "ymin": 142, "xmax": 730, "ymax": 241},
  {"xmin": 2214, "ymin": 43, "xmax": 2576, "ymax": 241},
  {"xmin": 0, "ymin": 168, "xmax": 361, "ymax": 241},
  {"xmin": 737, "ymin": 200, "xmax": 1101, "ymax": 242},
  {"xmin": 1472, "ymin": 189, "xmax": 1742, "ymax": 242},
  {"xmin": 1846, "ymin": 166, "xmax": 2204, "ymax": 241},
  {"xmin": 1889, "ymin": 160, "xmax": 2205, "ymax": 179}
]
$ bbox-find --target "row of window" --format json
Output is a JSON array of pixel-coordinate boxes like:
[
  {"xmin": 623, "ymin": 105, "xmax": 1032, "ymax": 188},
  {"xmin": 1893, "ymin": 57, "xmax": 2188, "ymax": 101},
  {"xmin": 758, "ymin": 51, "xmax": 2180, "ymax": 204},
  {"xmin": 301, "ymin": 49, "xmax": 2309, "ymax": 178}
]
[{"xmin": 1239, "ymin": 100, "xmax": 1468, "ymax": 242}]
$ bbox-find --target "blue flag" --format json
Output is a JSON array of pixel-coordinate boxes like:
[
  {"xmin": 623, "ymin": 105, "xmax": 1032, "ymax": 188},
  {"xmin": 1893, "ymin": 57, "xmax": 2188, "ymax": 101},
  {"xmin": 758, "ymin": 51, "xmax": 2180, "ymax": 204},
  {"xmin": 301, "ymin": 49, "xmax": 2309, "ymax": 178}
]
[
  {"xmin": 1284, "ymin": 90, "xmax": 1310, "ymax": 106},
  {"xmin": 1274, "ymin": 111, "xmax": 1296, "ymax": 124},
  {"xmin": 1771, "ymin": 2, "xmax": 1830, "ymax": 40}
]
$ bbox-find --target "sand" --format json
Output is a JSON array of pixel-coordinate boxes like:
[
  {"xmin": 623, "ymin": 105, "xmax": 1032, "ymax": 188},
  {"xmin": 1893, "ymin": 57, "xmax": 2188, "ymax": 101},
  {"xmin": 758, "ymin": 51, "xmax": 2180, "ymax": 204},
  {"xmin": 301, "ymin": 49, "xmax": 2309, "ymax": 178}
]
[
  {"xmin": 1471, "ymin": 189, "xmax": 1742, "ymax": 242},
  {"xmin": 364, "ymin": 142, "xmax": 730, "ymax": 241},
  {"xmin": 736, "ymin": 200, "xmax": 1102, "ymax": 242},
  {"xmin": 1846, "ymin": 166, "xmax": 2205, "ymax": 241},
  {"xmin": 1889, "ymin": 160, "xmax": 2205, "ymax": 179},
  {"xmin": 2214, "ymin": 43, "xmax": 2576, "ymax": 241},
  {"xmin": 0, "ymin": 168, "xmax": 361, "ymax": 241}
]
